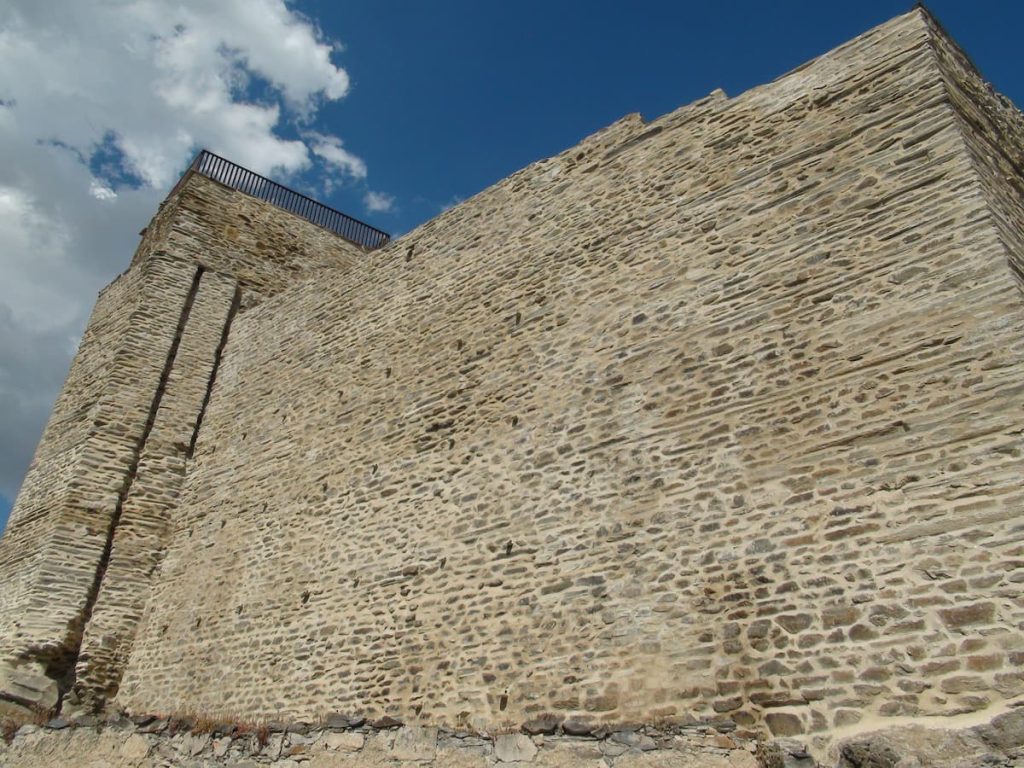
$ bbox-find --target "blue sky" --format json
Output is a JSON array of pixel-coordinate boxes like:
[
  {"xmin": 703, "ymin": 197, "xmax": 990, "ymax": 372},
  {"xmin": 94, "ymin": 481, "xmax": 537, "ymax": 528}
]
[
  {"xmin": 307, "ymin": 0, "xmax": 1024, "ymax": 236},
  {"xmin": 1, "ymin": 1, "xmax": 1023, "ymax": 533}
]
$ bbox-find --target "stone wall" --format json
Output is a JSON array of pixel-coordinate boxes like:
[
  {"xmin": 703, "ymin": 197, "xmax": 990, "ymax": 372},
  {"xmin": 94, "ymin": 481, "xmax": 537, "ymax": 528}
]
[
  {"xmin": 140, "ymin": 172, "xmax": 368, "ymax": 309},
  {"xmin": 1, "ymin": 6, "xmax": 1023, "ymax": 765},
  {"xmin": 0, "ymin": 254, "xmax": 202, "ymax": 711},
  {"xmin": 0, "ymin": 171, "xmax": 366, "ymax": 713},
  {"xmin": 71, "ymin": 269, "xmax": 240, "ymax": 709},
  {"xmin": 106, "ymin": 6, "xmax": 1024, "ymax": 758}
]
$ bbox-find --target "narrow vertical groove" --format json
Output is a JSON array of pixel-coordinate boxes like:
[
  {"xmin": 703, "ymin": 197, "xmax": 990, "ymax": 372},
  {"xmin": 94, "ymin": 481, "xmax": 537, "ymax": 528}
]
[{"xmin": 188, "ymin": 285, "xmax": 241, "ymax": 459}]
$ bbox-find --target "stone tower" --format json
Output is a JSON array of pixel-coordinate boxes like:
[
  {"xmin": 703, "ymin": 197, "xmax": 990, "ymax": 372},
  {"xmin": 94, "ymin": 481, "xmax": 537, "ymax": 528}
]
[
  {"xmin": 1, "ymin": 7, "xmax": 1023, "ymax": 763},
  {"xmin": 0, "ymin": 158, "xmax": 379, "ymax": 713}
]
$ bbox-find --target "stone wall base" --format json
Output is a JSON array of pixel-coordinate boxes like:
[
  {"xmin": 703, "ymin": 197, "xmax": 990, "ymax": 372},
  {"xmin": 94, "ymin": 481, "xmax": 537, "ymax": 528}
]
[
  {"xmin": 3, "ymin": 710, "xmax": 1024, "ymax": 767},
  {"xmin": 0, "ymin": 717, "xmax": 772, "ymax": 768}
]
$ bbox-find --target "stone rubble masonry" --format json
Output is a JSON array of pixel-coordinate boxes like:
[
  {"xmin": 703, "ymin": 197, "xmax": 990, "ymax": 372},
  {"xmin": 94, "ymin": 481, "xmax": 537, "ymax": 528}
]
[
  {"xmin": 0, "ymin": 171, "xmax": 365, "ymax": 712},
  {"xmin": 1, "ymin": 6, "xmax": 1023, "ymax": 764},
  {"xmin": 1, "ymin": 708, "xmax": 1022, "ymax": 767},
  {"xmin": 0, "ymin": 717, "xmax": 766, "ymax": 768},
  {"xmin": 71, "ymin": 269, "xmax": 240, "ymax": 709}
]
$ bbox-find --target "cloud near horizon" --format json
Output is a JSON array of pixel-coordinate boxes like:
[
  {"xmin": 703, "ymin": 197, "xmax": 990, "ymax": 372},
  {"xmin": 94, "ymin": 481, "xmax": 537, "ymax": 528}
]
[
  {"xmin": 364, "ymin": 190, "xmax": 396, "ymax": 214},
  {"xmin": 0, "ymin": 0, "xmax": 391, "ymax": 508}
]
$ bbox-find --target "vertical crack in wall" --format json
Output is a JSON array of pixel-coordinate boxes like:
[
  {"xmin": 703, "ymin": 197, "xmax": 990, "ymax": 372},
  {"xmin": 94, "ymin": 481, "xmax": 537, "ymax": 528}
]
[
  {"xmin": 188, "ymin": 285, "xmax": 241, "ymax": 459},
  {"xmin": 53, "ymin": 265, "xmax": 206, "ymax": 708}
]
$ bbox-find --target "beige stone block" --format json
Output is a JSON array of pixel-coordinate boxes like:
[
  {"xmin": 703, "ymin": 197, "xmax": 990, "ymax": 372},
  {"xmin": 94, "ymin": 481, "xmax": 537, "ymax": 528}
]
[
  {"xmin": 324, "ymin": 731, "xmax": 366, "ymax": 752},
  {"xmin": 120, "ymin": 733, "xmax": 151, "ymax": 760},
  {"xmin": 0, "ymin": 662, "xmax": 58, "ymax": 711},
  {"xmin": 495, "ymin": 733, "xmax": 538, "ymax": 762},
  {"xmin": 392, "ymin": 726, "xmax": 438, "ymax": 761}
]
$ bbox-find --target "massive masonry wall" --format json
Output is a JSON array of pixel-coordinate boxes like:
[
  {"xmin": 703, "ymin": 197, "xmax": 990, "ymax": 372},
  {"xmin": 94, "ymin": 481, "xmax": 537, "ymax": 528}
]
[
  {"xmin": 0, "ymin": 172, "xmax": 366, "ymax": 713},
  {"xmin": 70, "ymin": 176, "xmax": 370, "ymax": 710},
  {"xmin": 110, "ymin": 7, "xmax": 1024, "ymax": 751},
  {"xmin": 0, "ymin": 268, "xmax": 139, "ymax": 704}
]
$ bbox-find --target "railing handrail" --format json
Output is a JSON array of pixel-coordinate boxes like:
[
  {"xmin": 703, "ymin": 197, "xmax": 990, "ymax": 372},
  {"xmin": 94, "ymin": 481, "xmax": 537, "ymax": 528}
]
[{"xmin": 187, "ymin": 149, "xmax": 391, "ymax": 250}]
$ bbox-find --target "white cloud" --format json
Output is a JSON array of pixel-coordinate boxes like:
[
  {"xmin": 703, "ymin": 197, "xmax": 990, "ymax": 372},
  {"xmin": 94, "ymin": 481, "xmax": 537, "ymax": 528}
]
[
  {"xmin": 89, "ymin": 181, "xmax": 117, "ymax": 201},
  {"xmin": 364, "ymin": 190, "xmax": 396, "ymax": 214},
  {"xmin": 0, "ymin": 0, "xmax": 366, "ymax": 508},
  {"xmin": 310, "ymin": 133, "xmax": 368, "ymax": 181}
]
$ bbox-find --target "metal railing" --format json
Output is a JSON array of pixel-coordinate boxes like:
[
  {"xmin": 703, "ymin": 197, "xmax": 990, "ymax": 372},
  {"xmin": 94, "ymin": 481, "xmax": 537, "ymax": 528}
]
[{"xmin": 188, "ymin": 149, "xmax": 391, "ymax": 250}]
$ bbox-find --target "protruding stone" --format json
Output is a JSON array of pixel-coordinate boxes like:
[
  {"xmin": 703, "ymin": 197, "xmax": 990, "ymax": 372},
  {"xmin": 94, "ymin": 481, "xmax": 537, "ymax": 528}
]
[
  {"xmin": 495, "ymin": 733, "xmax": 538, "ymax": 762},
  {"xmin": 973, "ymin": 709, "xmax": 1024, "ymax": 751},
  {"xmin": 522, "ymin": 714, "xmax": 561, "ymax": 735},
  {"xmin": 713, "ymin": 698, "xmax": 743, "ymax": 713},
  {"xmin": 562, "ymin": 718, "xmax": 597, "ymax": 736},
  {"xmin": 325, "ymin": 712, "xmax": 363, "ymax": 730},
  {"xmin": 838, "ymin": 738, "xmax": 901, "ymax": 768},
  {"xmin": 138, "ymin": 717, "xmax": 168, "ymax": 734},
  {"xmin": 765, "ymin": 712, "xmax": 804, "ymax": 737},
  {"xmin": 0, "ymin": 663, "xmax": 58, "ymax": 712}
]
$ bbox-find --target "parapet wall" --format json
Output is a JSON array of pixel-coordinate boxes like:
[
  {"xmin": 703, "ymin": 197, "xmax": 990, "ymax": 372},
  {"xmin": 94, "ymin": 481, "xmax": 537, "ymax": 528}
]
[{"xmin": 105, "ymin": 7, "xmax": 1023, "ymax": 755}]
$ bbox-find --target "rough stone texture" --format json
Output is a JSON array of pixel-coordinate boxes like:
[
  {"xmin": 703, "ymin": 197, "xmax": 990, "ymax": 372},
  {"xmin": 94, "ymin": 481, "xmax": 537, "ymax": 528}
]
[
  {"xmin": 0, "ymin": 171, "xmax": 365, "ymax": 711},
  {"xmin": 833, "ymin": 709, "xmax": 1024, "ymax": 766},
  {"xmin": 495, "ymin": 733, "xmax": 538, "ymax": 762},
  {"xmin": 1, "ymin": 714, "xmax": 1022, "ymax": 767},
  {"xmin": 1, "ymin": 6, "xmax": 1023, "ymax": 766},
  {"xmin": 71, "ymin": 269, "xmax": 240, "ymax": 710},
  {"xmin": 111, "ymin": 7, "xmax": 1024, "ymax": 745},
  {"xmin": 0, "ymin": 720, "xmax": 764, "ymax": 768}
]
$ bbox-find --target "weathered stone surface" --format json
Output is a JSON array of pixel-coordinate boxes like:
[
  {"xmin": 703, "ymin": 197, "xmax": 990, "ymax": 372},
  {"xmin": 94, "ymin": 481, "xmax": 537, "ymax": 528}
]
[
  {"xmin": 120, "ymin": 733, "xmax": 150, "ymax": 759},
  {"xmin": 764, "ymin": 713, "xmax": 803, "ymax": 738},
  {"xmin": 522, "ymin": 715, "xmax": 561, "ymax": 736},
  {"xmin": 1, "ymin": 6, "xmax": 1023, "ymax": 767},
  {"xmin": 212, "ymin": 736, "xmax": 231, "ymax": 757},
  {"xmin": 609, "ymin": 731, "xmax": 657, "ymax": 751},
  {"xmin": 833, "ymin": 718, "xmax": 1024, "ymax": 768},
  {"xmin": 837, "ymin": 739, "xmax": 900, "ymax": 768},
  {"xmin": 938, "ymin": 602, "xmax": 995, "ymax": 629},
  {"xmin": 973, "ymin": 708, "xmax": 1024, "ymax": 752},
  {"xmin": 0, "ymin": 721, "xmax": 768, "ymax": 767},
  {"xmin": 494, "ymin": 733, "xmax": 538, "ymax": 762},
  {"xmin": 561, "ymin": 720, "xmax": 597, "ymax": 737},
  {"xmin": 392, "ymin": 726, "xmax": 438, "ymax": 761},
  {"xmin": 0, "ymin": 663, "xmax": 58, "ymax": 711},
  {"xmin": 324, "ymin": 732, "xmax": 365, "ymax": 752}
]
